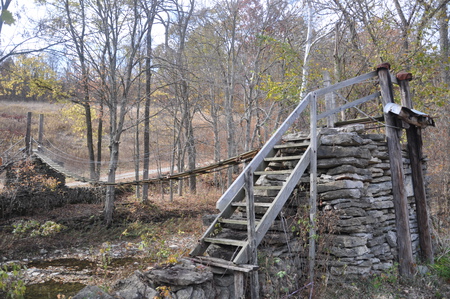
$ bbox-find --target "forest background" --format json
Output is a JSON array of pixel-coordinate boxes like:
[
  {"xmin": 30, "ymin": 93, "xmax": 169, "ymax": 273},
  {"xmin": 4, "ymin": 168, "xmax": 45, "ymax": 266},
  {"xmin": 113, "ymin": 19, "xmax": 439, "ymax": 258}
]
[{"xmin": 0, "ymin": 0, "xmax": 449, "ymax": 229}]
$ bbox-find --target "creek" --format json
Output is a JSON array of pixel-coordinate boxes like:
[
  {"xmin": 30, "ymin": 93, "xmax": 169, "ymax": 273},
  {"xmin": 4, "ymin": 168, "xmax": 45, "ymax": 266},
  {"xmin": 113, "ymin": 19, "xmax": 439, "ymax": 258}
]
[{"xmin": 18, "ymin": 253, "xmax": 154, "ymax": 298}]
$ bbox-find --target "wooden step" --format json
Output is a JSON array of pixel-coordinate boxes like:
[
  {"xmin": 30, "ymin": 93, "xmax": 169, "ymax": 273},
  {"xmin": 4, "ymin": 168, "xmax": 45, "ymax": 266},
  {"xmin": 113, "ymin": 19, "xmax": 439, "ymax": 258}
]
[
  {"xmin": 231, "ymin": 202, "xmax": 272, "ymax": 208},
  {"xmin": 254, "ymin": 170, "xmax": 293, "ymax": 175},
  {"xmin": 218, "ymin": 218, "xmax": 261, "ymax": 226},
  {"xmin": 264, "ymin": 155, "xmax": 303, "ymax": 162},
  {"xmin": 204, "ymin": 238, "xmax": 247, "ymax": 247},
  {"xmin": 274, "ymin": 142, "xmax": 309, "ymax": 149},
  {"xmin": 190, "ymin": 256, "xmax": 258, "ymax": 273},
  {"xmin": 253, "ymin": 185, "xmax": 283, "ymax": 190}
]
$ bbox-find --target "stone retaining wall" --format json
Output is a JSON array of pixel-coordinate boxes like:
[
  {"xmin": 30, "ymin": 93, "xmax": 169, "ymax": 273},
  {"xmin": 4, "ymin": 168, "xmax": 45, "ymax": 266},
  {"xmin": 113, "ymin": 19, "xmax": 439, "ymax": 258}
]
[{"xmin": 257, "ymin": 124, "xmax": 423, "ymax": 286}]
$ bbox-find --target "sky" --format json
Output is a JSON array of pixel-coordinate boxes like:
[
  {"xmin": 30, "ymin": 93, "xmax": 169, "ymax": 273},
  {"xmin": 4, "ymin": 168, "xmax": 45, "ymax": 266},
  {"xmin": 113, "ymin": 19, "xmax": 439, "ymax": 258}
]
[{"xmin": 1, "ymin": 0, "xmax": 46, "ymax": 52}]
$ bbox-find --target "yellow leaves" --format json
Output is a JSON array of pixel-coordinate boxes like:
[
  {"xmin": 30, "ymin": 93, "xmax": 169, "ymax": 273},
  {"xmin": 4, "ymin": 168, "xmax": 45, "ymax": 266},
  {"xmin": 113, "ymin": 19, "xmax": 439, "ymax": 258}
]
[
  {"xmin": 154, "ymin": 286, "xmax": 172, "ymax": 298},
  {"xmin": 1, "ymin": 54, "xmax": 66, "ymax": 102}
]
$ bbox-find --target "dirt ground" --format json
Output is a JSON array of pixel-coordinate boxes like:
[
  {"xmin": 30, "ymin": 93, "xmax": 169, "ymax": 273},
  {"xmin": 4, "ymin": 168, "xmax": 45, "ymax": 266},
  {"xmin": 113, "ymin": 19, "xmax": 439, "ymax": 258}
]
[{"xmin": 0, "ymin": 191, "xmax": 450, "ymax": 298}]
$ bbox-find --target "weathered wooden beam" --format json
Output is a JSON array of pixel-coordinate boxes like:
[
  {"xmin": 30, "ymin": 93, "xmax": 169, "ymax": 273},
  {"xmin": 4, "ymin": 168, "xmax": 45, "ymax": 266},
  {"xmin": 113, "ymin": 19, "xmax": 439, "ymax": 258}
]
[
  {"xmin": 377, "ymin": 63, "xmax": 414, "ymax": 277},
  {"xmin": 397, "ymin": 71, "xmax": 434, "ymax": 264},
  {"xmin": 334, "ymin": 115, "xmax": 384, "ymax": 127},
  {"xmin": 309, "ymin": 93, "xmax": 318, "ymax": 283},
  {"xmin": 25, "ymin": 112, "xmax": 32, "ymax": 156},
  {"xmin": 245, "ymin": 169, "xmax": 259, "ymax": 299},
  {"xmin": 323, "ymin": 71, "xmax": 336, "ymax": 128},
  {"xmin": 38, "ymin": 114, "xmax": 44, "ymax": 146}
]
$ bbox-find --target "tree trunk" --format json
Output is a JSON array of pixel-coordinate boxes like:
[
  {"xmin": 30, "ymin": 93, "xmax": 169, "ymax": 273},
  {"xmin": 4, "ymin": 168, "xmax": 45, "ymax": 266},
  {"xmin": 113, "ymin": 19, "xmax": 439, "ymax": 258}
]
[{"xmin": 105, "ymin": 139, "xmax": 119, "ymax": 227}]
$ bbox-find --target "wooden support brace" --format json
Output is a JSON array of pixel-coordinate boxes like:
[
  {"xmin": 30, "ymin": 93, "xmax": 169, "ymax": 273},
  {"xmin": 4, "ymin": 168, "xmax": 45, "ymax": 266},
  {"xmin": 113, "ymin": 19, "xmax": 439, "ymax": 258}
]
[
  {"xmin": 396, "ymin": 72, "xmax": 434, "ymax": 264},
  {"xmin": 377, "ymin": 63, "xmax": 414, "ymax": 277}
]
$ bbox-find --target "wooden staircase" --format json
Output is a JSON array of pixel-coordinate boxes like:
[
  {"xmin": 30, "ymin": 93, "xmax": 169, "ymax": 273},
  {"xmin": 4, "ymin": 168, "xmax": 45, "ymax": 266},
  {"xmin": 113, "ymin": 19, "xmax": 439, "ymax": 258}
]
[{"xmin": 190, "ymin": 134, "xmax": 314, "ymax": 265}]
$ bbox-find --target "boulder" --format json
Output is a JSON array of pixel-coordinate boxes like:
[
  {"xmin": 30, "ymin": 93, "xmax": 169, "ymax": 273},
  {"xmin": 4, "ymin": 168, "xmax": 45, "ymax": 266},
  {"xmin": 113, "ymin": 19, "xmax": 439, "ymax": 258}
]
[
  {"xmin": 146, "ymin": 264, "xmax": 213, "ymax": 286},
  {"xmin": 73, "ymin": 286, "xmax": 114, "ymax": 299}
]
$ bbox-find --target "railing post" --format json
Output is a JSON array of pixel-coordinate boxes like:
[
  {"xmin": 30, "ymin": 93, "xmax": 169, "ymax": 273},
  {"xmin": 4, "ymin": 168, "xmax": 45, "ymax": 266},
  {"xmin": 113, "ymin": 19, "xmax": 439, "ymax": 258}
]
[
  {"xmin": 309, "ymin": 93, "xmax": 317, "ymax": 286},
  {"xmin": 38, "ymin": 114, "xmax": 44, "ymax": 151},
  {"xmin": 377, "ymin": 63, "xmax": 414, "ymax": 277},
  {"xmin": 323, "ymin": 71, "xmax": 336, "ymax": 127},
  {"xmin": 25, "ymin": 112, "xmax": 32, "ymax": 156},
  {"xmin": 244, "ymin": 168, "xmax": 259, "ymax": 299},
  {"xmin": 397, "ymin": 71, "xmax": 434, "ymax": 264}
]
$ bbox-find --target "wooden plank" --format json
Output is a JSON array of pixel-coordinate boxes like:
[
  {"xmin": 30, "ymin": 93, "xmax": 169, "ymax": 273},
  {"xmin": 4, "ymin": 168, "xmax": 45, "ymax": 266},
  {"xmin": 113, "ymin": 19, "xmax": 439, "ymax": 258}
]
[
  {"xmin": 324, "ymin": 71, "xmax": 336, "ymax": 128},
  {"xmin": 190, "ymin": 256, "xmax": 258, "ymax": 273},
  {"xmin": 334, "ymin": 115, "xmax": 384, "ymax": 127},
  {"xmin": 253, "ymin": 186, "xmax": 283, "ymax": 190},
  {"xmin": 234, "ymin": 271, "xmax": 245, "ymax": 299},
  {"xmin": 204, "ymin": 237, "xmax": 247, "ymax": 247},
  {"xmin": 264, "ymin": 155, "xmax": 303, "ymax": 162},
  {"xmin": 314, "ymin": 71, "xmax": 378, "ymax": 97},
  {"xmin": 317, "ymin": 92, "xmax": 380, "ymax": 120},
  {"xmin": 233, "ymin": 146, "xmax": 312, "ymax": 264},
  {"xmin": 397, "ymin": 72, "xmax": 433, "ymax": 264},
  {"xmin": 231, "ymin": 202, "xmax": 272, "ymax": 208},
  {"xmin": 216, "ymin": 94, "xmax": 312, "ymax": 211},
  {"xmin": 190, "ymin": 199, "xmax": 241, "ymax": 257},
  {"xmin": 377, "ymin": 63, "xmax": 414, "ymax": 277},
  {"xmin": 254, "ymin": 170, "xmax": 293, "ymax": 175},
  {"xmin": 309, "ymin": 93, "xmax": 318, "ymax": 283},
  {"xmin": 218, "ymin": 218, "xmax": 261, "ymax": 225},
  {"xmin": 273, "ymin": 142, "xmax": 309, "ymax": 149},
  {"xmin": 25, "ymin": 112, "xmax": 32, "ymax": 156},
  {"xmin": 245, "ymin": 169, "xmax": 259, "ymax": 299}
]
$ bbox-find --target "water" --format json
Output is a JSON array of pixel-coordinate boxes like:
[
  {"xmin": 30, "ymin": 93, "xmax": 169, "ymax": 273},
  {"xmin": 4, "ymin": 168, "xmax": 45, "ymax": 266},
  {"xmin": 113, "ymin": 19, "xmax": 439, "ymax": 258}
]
[
  {"xmin": 25, "ymin": 280, "xmax": 85, "ymax": 299},
  {"xmin": 22, "ymin": 256, "xmax": 151, "ymax": 298}
]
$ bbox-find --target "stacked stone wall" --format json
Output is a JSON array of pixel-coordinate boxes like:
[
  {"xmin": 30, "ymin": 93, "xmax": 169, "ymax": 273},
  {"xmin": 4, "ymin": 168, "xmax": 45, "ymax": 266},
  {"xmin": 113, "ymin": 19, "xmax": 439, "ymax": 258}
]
[{"xmin": 257, "ymin": 124, "xmax": 422, "ymax": 283}]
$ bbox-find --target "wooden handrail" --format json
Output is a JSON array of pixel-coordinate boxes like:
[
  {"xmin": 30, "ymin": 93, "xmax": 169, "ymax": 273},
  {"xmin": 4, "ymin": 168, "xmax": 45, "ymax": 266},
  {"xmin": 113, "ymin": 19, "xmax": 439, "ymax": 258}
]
[{"xmin": 216, "ymin": 70, "xmax": 379, "ymax": 211}]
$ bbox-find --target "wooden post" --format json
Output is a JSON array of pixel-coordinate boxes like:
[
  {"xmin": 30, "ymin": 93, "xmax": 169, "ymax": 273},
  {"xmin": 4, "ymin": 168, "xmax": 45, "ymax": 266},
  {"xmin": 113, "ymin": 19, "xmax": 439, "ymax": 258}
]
[
  {"xmin": 38, "ymin": 114, "xmax": 44, "ymax": 149},
  {"xmin": 323, "ymin": 71, "xmax": 336, "ymax": 127},
  {"xmin": 245, "ymin": 168, "xmax": 259, "ymax": 299},
  {"xmin": 397, "ymin": 71, "xmax": 434, "ymax": 264},
  {"xmin": 377, "ymin": 63, "xmax": 414, "ymax": 277},
  {"xmin": 234, "ymin": 271, "xmax": 244, "ymax": 299},
  {"xmin": 25, "ymin": 112, "xmax": 32, "ymax": 156},
  {"xmin": 309, "ymin": 93, "xmax": 317, "ymax": 283}
]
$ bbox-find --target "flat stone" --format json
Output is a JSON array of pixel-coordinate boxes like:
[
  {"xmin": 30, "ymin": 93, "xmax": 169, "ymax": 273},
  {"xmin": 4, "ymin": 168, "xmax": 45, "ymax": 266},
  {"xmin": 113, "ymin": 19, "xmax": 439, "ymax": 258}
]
[
  {"xmin": 73, "ymin": 286, "xmax": 114, "ymax": 299},
  {"xmin": 337, "ymin": 124, "xmax": 366, "ymax": 134},
  {"xmin": 330, "ymin": 265, "xmax": 371, "ymax": 276},
  {"xmin": 321, "ymin": 189, "xmax": 361, "ymax": 200},
  {"xmin": 317, "ymin": 180, "xmax": 364, "ymax": 193},
  {"xmin": 318, "ymin": 157, "xmax": 369, "ymax": 169},
  {"xmin": 338, "ymin": 207, "xmax": 366, "ymax": 217},
  {"xmin": 320, "ymin": 133, "xmax": 364, "ymax": 146},
  {"xmin": 367, "ymin": 181, "xmax": 392, "ymax": 196},
  {"xmin": 147, "ymin": 265, "xmax": 213, "ymax": 286},
  {"xmin": 318, "ymin": 146, "xmax": 371, "ymax": 159},
  {"xmin": 386, "ymin": 231, "xmax": 397, "ymax": 247},
  {"xmin": 113, "ymin": 271, "xmax": 158, "ymax": 299},
  {"xmin": 372, "ymin": 200, "xmax": 394, "ymax": 209},
  {"xmin": 361, "ymin": 134, "xmax": 386, "ymax": 142},
  {"xmin": 176, "ymin": 287, "xmax": 193, "ymax": 299},
  {"xmin": 373, "ymin": 262, "xmax": 394, "ymax": 271},
  {"xmin": 367, "ymin": 235, "xmax": 386, "ymax": 247},
  {"xmin": 327, "ymin": 165, "xmax": 372, "ymax": 176},
  {"xmin": 334, "ymin": 235, "xmax": 367, "ymax": 248},
  {"xmin": 333, "ymin": 173, "xmax": 372, "ymax": 181},
  {"xmin": 338, "ymin": 216, "xmax": 375, "ymax": 227}
]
